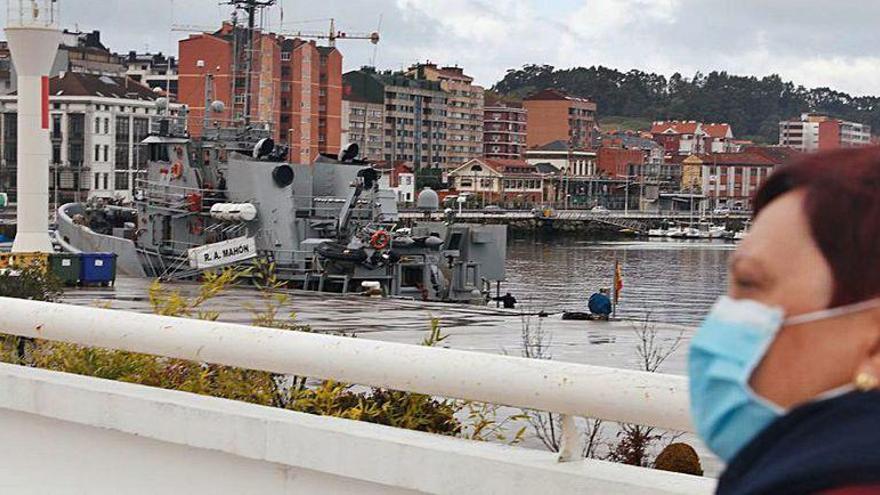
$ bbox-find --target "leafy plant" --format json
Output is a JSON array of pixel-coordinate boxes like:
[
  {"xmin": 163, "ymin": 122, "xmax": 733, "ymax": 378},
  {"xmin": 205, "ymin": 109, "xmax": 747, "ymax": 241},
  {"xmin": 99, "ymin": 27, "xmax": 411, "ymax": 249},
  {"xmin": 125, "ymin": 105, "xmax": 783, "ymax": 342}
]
[{"xmin": 0, "ymin": 265, "xmax": 62, "ymax": 301}]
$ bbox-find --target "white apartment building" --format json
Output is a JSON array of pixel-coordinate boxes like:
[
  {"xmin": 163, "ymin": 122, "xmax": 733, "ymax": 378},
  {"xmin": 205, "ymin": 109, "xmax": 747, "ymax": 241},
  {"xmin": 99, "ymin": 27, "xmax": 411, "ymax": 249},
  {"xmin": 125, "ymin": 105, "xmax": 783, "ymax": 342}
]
[
  {"xmin": 123, "ymin": 52, "xmax": 178, "ymax": 100},
  {"xmin": 779, "ymin": 113, "xmax": 871, "ymax": 152},
  {"xmin": 0, "ymin": 72, "xmax": 179, "ymax": 204}
]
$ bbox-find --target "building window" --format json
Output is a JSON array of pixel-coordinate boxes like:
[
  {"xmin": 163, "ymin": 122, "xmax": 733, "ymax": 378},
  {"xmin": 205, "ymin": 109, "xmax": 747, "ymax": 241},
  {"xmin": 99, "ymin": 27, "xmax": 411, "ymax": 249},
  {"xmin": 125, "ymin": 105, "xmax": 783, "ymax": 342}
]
[
  {"xmin": 114, "ymin": 172, "xmax": 129, "ymax": 190},
  {"xmin": 103, "ymin": 173, "xmax": 109, "ymax": 190},
  {"xmin": 281, "ymin": 52, "xmax": 291, "ymax": 62},
  {"xmin": 94, "ymin": 173, "xmax": 100, "ymax": 189},
  {"xmin": 94, "ymin": 145, "xmax": 101, "ymax": 162},
  {"xmin": 94, "ymin": 117, "xmax": 101, "ymax": 134},
  {"xmin": 51, "ymin": 115, "xmax": 62, "ymax": 139},
  {"xmin": 103, "ymin": 145, "xmax": 109, "ymax": 163},
  {"xmin": 104, "ymin": 118, "xmax": 110, "ymax": 134}
]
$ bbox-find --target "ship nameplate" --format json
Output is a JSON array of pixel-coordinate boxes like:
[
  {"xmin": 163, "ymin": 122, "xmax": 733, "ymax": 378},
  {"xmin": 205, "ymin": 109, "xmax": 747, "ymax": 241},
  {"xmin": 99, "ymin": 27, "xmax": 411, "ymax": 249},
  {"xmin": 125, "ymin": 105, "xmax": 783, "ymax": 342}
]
[{"xmin": 187, "ymin": 236, "xmax": 258, "ymax": 270}]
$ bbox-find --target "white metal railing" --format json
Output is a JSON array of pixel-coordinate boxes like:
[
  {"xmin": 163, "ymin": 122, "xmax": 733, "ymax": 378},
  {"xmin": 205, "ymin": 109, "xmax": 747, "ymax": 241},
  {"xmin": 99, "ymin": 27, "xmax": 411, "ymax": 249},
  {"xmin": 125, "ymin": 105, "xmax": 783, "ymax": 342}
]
[{"xmin": 0, "ymin": 298, "xmax": 692, "ymax": 463}]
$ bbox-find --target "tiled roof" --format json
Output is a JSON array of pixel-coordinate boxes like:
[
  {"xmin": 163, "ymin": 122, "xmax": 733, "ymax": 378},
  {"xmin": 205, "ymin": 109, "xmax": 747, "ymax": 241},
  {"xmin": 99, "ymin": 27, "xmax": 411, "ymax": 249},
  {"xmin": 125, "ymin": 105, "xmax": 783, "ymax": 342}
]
[
  {"xmin": 484, "ymin": 158, "xmax": 534, "ymax": 173},
  {"xmin": 651, "ymin": 121, "xmax": 700, "ymax": 135},
  {"xmin": 26, "ymin": 72, "xmax": 159, "ymax": 100},
  {"xmin": 744, "ymin": 146, "xmax": 803, "ymax": 165},
  {"xmin": 599, "ymin": 132, "xmax": 663, "ymax": 150},
  {"xmin": 703, "ymin": 123, "xmax": 732, "ymax": 139},
  {"xmin": 695, "ymin": 152, "xmax": 775, "ymax": 166},
  {"xmin": 484, "ymin": 93, "xmax": 522, "ymax": 108},
  {"xmin": 532, "ymin": 140, "xmax": 570, "ymax": 151}
]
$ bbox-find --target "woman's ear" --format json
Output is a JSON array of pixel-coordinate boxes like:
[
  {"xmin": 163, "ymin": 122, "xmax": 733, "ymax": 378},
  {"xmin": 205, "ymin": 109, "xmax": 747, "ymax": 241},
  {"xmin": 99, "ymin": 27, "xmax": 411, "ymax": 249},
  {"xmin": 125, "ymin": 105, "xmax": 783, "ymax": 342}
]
[{"xmin": 854, "ymin": 312, "xmax": 880, "ymax": 391}]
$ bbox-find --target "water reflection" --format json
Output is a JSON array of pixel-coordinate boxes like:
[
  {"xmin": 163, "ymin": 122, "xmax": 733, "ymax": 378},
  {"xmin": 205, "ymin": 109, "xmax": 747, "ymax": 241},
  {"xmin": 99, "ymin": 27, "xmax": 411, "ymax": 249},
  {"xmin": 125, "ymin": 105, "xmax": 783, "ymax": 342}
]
[{"xmin": 505, "ymin": 236, "xmax": 734, "ymax": 327}]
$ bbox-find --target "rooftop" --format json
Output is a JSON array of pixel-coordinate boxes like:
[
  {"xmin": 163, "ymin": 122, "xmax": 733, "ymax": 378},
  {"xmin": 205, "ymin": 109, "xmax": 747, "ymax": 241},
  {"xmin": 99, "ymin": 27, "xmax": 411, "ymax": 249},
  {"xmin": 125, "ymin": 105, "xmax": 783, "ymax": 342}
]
[
  {"xmin": 650, "ymin": 121, "xmax": 701, "ymax": 135},
  {"xmin": 524, "ymin": 88, "xmax": 594, "ymax": 105},
  {"xmin": 32, "ymin": 72, "xmax": 160, "ymax": 101},
  {"xmin": 693, "ymin": 151, "xmax": 775, "ymax": 166}
]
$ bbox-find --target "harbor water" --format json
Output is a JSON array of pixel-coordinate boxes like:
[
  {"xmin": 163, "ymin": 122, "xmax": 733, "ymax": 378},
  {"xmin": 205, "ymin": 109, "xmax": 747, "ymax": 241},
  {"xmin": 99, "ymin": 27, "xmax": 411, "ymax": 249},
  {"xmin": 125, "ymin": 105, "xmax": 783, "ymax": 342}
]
[{"xmin": 505, "ymin": 236, "xmax": 733, "ymax": 326}]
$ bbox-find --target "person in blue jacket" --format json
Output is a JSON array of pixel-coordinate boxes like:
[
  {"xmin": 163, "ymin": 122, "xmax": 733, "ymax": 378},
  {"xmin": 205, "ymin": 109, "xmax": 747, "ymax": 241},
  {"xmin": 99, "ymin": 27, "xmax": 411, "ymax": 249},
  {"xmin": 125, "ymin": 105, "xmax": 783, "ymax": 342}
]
[
  {"xmin": 689, "ymin": 148, "xmax": 880, "ymax": 494},
  {"xmin": 588, "ymin": 288, "xmax": 612, "ymax": 320}
]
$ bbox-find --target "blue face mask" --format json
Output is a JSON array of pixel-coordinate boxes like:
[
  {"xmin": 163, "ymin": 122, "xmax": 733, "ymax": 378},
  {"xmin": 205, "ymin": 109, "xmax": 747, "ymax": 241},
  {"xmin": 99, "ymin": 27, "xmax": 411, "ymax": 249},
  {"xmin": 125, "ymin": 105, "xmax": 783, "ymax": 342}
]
[{"xmin": 689, "ymin": 296, "xmax": 880, "ymax": 462}]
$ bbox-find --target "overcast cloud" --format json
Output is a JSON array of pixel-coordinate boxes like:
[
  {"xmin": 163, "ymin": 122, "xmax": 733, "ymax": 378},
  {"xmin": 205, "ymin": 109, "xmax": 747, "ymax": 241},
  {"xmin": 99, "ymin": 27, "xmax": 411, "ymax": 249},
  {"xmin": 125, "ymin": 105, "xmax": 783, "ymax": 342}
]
[{"xmin": 9, "ymin": 0, "xmax": 880, "ymax": 95}]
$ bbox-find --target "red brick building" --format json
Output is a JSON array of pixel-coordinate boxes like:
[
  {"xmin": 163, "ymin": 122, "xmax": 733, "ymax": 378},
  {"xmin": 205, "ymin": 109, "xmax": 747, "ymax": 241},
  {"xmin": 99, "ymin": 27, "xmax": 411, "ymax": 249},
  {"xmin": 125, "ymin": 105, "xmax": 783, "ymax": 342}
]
[
  {"xmin": 596, "ymin": 146, "xmax": 645, "ymax": 177},
  {"xmin": 178, "ymin": 23, "xmax": 342, "ymax": 163},
  {"xmin": 523, "ymin": 89, "xmax": 596, "ymax": 149}
]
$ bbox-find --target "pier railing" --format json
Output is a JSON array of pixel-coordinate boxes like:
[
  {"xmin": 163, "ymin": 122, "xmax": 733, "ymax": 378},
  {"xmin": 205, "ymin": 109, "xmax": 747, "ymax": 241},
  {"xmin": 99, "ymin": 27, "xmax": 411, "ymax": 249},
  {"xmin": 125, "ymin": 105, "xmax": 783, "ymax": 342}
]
[{"xmin": 0, "ymin": 298, "xmax": 708, "ymax": 493}]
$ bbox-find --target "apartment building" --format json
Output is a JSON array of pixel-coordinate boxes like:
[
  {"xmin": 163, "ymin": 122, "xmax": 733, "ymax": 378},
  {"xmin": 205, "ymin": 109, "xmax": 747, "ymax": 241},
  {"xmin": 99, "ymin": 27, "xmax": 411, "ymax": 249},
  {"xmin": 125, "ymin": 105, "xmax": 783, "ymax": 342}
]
[
  {"xmin": 406, "ymin": 63, "xmax": 483, "ymax": 166},
  {"xmin": 341, "ymin": 98, "xmax": 384, "ymax": 161},
  {"xmin": 483, "ymin": 94, "xmax": 527, "ymax": 159},
  {"xmin": 523, "ymin": 89, "xmax": 596, "ymax": 149},
  {"xmin": 178, "ymin": 23, "xmax": 342, "ymax": 162},
  {"xmin": 343, "ymin": 68, "xmax": 448, "ymax": 170},
  {"xmin": 779, "ymin": 113, "xmax": 871, "ymax": 152},
  {"xmin": 123, "ymin": 52, "xmax": 178, "ymax": 100},
  {"xmin": 0, "ymin": 72, "xmax": 177, "ymax": 203},
  {"xmin": 683, "ymin": 152, "xmax": 777, "ymax": 209}
]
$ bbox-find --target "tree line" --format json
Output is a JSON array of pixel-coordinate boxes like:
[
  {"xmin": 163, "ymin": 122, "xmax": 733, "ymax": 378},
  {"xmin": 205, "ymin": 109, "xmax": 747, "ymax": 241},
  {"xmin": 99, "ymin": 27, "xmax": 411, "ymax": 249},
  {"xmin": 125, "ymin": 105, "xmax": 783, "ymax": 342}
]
[{"xmin": 492, "ymin": 64, "xmax": 880, "ymax": 143}]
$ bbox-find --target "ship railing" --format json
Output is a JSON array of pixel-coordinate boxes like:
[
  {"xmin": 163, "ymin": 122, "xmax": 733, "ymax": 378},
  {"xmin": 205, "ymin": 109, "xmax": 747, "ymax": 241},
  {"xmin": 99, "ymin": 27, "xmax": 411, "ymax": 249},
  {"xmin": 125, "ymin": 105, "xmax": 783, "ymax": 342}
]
[
  {"xmin": 135, "ymin": 179, "xmax": 231, "ymax": 215},
  {"xmin": 0, "ymin": 298, "xmax": 707, "ymax": 493}
]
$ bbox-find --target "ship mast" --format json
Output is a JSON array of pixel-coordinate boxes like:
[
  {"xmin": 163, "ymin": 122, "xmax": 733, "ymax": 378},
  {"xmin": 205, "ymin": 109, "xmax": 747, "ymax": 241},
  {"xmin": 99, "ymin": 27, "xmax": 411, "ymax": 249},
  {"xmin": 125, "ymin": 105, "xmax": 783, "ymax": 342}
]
[{"xmin": 221, "ymin": 0, "xmax": 276, "ymax": 125}]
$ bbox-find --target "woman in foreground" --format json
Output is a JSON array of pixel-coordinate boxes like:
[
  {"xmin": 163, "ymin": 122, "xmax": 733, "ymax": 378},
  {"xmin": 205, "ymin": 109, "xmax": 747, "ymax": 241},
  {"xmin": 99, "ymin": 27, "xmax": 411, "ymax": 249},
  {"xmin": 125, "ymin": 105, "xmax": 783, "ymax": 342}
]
[{"xmin": 688, "ymin": 147, "xmax": 880, "ymax": 494}]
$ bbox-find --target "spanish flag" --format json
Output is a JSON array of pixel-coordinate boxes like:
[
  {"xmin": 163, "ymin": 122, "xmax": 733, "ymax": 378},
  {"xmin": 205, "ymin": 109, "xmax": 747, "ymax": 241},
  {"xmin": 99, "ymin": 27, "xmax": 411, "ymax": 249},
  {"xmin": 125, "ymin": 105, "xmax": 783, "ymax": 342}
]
[{"xmin": 614, "ymin": 260, "xmax": 623, "ymax": 305}]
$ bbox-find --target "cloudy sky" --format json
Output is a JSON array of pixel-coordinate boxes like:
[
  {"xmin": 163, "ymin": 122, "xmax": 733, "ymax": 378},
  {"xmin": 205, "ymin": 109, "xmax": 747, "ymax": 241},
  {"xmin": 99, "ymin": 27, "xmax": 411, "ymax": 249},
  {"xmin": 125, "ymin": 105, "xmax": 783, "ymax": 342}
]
[{"xmin": 11, "ymin": 0, "xmax": 880, "ymax": 95}]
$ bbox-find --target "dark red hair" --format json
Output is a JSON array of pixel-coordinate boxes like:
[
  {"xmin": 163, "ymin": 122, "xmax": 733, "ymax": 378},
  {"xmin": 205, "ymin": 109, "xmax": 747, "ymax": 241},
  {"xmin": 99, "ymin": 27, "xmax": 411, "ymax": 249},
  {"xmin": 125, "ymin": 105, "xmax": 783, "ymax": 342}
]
[{"xmin": 754, "ymin": 146, "xmax": 880, "ymax": 307}]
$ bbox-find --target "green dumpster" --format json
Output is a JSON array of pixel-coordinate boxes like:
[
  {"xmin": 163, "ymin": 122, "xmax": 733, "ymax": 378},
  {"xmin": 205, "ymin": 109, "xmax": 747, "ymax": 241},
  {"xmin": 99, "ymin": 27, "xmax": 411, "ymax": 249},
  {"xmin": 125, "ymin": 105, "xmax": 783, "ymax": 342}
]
[{"xmin": 49, "ymin": 253, "xmax": 82, "ymax": 286}]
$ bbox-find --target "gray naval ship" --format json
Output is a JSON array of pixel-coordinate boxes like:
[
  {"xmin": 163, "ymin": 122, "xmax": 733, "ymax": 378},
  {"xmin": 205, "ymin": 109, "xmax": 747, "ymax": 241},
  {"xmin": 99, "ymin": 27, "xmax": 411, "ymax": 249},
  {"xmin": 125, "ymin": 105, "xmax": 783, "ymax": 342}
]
[{"xmin": 57, "ymin": 118, "xmax": 507, "ymax": 304}]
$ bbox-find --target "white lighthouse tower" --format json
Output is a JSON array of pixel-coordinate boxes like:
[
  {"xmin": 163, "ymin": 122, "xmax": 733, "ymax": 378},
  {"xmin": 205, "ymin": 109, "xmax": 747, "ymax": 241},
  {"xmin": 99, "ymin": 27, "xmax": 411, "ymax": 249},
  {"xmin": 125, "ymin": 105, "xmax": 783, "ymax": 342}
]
[{"xmin": 7, "ymin": 0, "xmax": 60, "ymax": 253}]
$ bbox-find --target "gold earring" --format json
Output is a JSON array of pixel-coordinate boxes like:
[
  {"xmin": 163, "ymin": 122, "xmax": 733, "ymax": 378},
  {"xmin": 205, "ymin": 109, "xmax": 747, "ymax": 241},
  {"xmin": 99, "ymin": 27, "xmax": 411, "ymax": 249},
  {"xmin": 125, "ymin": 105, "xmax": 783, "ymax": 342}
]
[{"xmin": 855, "ymin": 372, "xmax": 879, "ymax": 392}]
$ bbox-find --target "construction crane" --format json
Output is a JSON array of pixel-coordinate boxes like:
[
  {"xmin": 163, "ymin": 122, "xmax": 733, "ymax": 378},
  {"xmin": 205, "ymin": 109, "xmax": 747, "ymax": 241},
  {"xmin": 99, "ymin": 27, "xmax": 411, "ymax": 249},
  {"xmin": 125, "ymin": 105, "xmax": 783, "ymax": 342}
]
[{"xmin": 280, "ymin": 18, "xmax": 379, "ymax": 48}]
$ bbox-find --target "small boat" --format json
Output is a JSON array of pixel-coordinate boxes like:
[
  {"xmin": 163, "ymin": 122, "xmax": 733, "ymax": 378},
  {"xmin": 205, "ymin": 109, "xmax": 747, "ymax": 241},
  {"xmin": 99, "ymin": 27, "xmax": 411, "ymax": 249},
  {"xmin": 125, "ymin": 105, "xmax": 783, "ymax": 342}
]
[
  {"xmin": 647, "ymin": 228, "xmax": 668, "ymax": 237},
  {"xmin": 682, "ymin": 227, "xmax": 701, "ymax": 239},
  {"xmin": 696, "ymin": 224, "xmax": 728, "ymax": 239},
  {"xmin": 666, "ymin": 226, "xmax": 686, "ymax": 238}
]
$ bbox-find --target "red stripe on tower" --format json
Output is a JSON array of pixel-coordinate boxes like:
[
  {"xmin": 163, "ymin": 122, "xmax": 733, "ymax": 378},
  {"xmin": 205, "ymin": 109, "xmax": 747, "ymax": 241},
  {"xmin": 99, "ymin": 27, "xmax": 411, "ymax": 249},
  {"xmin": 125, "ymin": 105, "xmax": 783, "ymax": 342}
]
[{"xmin": 41, "ymin": 76, "xmax": 49, "ymax": 130}]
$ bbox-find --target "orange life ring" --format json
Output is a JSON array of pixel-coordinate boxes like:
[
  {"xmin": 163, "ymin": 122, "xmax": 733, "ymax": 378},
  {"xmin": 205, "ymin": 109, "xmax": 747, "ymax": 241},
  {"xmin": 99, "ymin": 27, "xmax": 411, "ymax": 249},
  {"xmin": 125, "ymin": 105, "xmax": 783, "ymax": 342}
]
[
  {"xmin": 170, "ymin": 161, "xmax": 183, "ymax": 179},
  {"xmin": 189, "ymin": 217, "xmax": 204, "ymax": 236},
  {"xmin": 186, "ymin": 193, "xmax": 202, "ymax": 212},
  {"xmin": 370, "ymin": 230, "xmax": 390, "ymax": 250}
]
